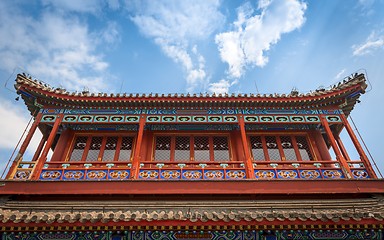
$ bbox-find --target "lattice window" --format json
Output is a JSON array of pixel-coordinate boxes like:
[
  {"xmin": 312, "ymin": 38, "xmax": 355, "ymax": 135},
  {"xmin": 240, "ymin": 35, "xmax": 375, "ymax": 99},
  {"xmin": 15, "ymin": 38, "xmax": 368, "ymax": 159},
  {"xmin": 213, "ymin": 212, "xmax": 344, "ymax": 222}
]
[
  {"xmin": 280, "ymin": 136, "xmax": 297, "ymax": 161},
  {"xmin": 213, "ymin": 136, "xmax": 229, "ymax": 161},
  {"xmin": 296, "ymin": 136, "xmax": 313, "ymax": 160},
  {"xmin": 86, "ymin": 137, "xmax": 102, "ymax": 161},
  {"xmin": 194, "ymin": 136, "xmax": 210, "ymax": 161},
  {"xmin": 119, "ymin": 137, "xmax": 133, "ymax": 161},
  {"xmin": 155, "ymin": 136, "xmax": 171, "ymax": 161},
  {"xmin": 69, "ymin": 136, "xmax": 87, "ymax": 161},
  {"xmin": 102, "ymin": 137, "xmax": 118, "ymax": 161},
  {"xmin": 265, "ymin": 136, "xmax": 281, "ymax": 161},
  {"xmin": 250, "ymin": 136, "xmax": 265, "ymax": 161},
  {"xmin": 175, "ymin": 136, "xmax": 190, "ymax": 161}
]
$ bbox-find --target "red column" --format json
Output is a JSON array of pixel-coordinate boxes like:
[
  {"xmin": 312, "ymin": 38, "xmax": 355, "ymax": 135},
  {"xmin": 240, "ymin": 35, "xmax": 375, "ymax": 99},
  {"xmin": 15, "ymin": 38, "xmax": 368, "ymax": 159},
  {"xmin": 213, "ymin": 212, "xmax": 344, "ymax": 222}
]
[
  {"xmin": 31, "ymin": 114, "xmax": 63, "ymax": 180},
  {"xmin": 31, "ymin": 135, "xmax": 47, "ymax": 162},
  {"xmin": 131, "ymin": 115, "xmax": 146, "ymax": 179},
  {"xmin": 335, "ymin": 135, "xmax": 351, "ymax": 161},
  {"xmin": 340, "ymin": 114, "xmax": 377, "ymax": 178},
  {"xmin": 6, "ymin": 113, "xmax": 43, "ymax": 179},
  {"xmin": 320, "ymin": 116, "xmax": 352, "ymax": 178},
  {"xmin": 238, "ymin": 115, "xmax": 255, "ymax": 179}
]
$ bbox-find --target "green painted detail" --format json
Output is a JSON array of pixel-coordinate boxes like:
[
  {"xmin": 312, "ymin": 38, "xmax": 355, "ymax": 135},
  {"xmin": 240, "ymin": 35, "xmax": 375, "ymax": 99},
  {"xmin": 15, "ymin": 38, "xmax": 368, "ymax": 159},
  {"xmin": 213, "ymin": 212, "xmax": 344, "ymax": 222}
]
[{"xmin": 2, "ymin": 229, "xmax": 381, "ymax": 240}]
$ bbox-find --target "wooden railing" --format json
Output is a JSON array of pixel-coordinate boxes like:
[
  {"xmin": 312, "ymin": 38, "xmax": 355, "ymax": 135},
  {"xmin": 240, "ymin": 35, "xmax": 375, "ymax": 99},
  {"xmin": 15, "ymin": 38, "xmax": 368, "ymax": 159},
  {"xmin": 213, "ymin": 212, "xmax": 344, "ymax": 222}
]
[{"xmin": 11, "ymin": 160, "xmax": 371, "ymax": 180}]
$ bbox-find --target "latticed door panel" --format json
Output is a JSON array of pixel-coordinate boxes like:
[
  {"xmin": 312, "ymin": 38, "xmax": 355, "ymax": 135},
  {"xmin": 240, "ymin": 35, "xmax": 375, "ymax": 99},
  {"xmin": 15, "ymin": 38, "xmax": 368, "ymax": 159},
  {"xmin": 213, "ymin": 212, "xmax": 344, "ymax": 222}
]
[
  {"xmin": 265, "ymin": 136, "xmax": 281, "ymax": 161},
  {"xmin": 296, "ymin": 136, "xmax": 314, "ymax": 160},
  {"xmin": 119, "ymin": 136, "xmax": 134, "ymax": 161},
  {"xmin": 102, "ymin": 137, "xmax": 118, "ymax": 161},
  {"xmin": 213, "ymin": 136, "xmax": 229, "ymax": 161},
  {"xmin": 69, "ymin": 136, "xmax": 88, "ymax": 161},
  {"xmin": 86, "ymin": 137, "xmax": 103, "ymax": 162},
  {"xmin": 154, "ymin": 136, "xmax": 171, "ymax": 161},
  {"xmin": 250, "ymin": 136, "xmax": 265, "ymax": 161},
  {"xmin": 280, "ymin": 136, "xmax": 297, "ymax": 161},
  {"xmin": 175, "ymin": 136, "xmax": 191, "ymax": 162},
  {"xmin": 194, "ymin": 136, "xmax": 210, "ymax": 161}
]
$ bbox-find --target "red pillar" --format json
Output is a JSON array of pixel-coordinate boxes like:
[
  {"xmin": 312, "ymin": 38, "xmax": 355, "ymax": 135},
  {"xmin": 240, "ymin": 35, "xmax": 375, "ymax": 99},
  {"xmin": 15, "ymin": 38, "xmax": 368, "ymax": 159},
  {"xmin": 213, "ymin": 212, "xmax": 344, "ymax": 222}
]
[
  {"xmin": 320, "ymin": 116, "xmax": 352, "ymax": 178},
  {"xmin": 131, "ymin": 115, "xmax": 146, "ymax": 179},
  {"xmin": 238, "ymin": 115, "xmax": 255, "ymax": 179},
  {"xmin": 6, "ymin": 113, "xmax": 43, "ymax": 179},
  {"xmin": 31, "ymin": 135, "xmax": 47, "ymax": 162},
  {"xmin": 335, "ymin": 135, "xmax": 351, "ymax": 161},
  {"xmin": 340, "ymin": 114, "xmax": 377, "ymax": 178},
  {"xmin": 31, "ymin": 114, "xmax": 63, "ymax": 180}
]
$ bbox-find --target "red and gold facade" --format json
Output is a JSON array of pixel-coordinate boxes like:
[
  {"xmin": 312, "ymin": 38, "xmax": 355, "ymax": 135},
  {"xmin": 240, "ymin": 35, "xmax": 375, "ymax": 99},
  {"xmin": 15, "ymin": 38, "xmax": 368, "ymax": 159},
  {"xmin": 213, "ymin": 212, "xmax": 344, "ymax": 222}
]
[{"xmin": 0, "ymin": 73, "xmax": 383, "ymax": 240}]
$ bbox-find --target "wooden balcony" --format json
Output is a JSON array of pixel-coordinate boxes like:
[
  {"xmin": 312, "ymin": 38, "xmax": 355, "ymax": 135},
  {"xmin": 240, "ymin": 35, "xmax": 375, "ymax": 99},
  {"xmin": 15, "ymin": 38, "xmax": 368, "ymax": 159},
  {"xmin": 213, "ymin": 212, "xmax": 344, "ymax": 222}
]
[{"xmin": 11, "ymin": 159, "xmax": 372, "ymax": 181}]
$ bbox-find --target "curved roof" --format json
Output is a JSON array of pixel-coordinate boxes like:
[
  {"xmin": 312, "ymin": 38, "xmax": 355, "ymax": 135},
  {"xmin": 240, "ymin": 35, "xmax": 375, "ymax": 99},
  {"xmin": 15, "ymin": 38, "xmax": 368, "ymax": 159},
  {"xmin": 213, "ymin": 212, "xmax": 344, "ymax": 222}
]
[{"xmin": 14, "ymin": 73, "xmax": 367, "ymax": 116}]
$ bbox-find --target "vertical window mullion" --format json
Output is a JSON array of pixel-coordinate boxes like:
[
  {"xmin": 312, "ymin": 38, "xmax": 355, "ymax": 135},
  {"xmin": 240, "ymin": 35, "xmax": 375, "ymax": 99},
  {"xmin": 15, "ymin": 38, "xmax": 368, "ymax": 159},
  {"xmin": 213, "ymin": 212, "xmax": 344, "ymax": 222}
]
[
  {"xmin": 98, "ymin": 137, "xmax": 107, "ymax": 162},
  {"xmin": 209, "ymin": 136, "xmax": 214, "ymax": 162},
  {"xmin": 190, "ymin": 136, "xmax": 194, "ymax": 162},
  {"xmin": 170, "ymin": 136, "xmax": 176, "ymax": 162},
  {"xmin": 276, "ymin": 136, "xmax": 285, "ymax": 161},
  {"xmin": 291, "ymin": 136, "xmax": 302, "ymax": 161},
  {"xmin": 307, "ymin": 134, "xmax": 320, "ymax": 161},
  {"xmin": 261, "ymin": 136, "xmax": 270, "ymax": 161},
  {"xmin": 81, "ymin": 137, "xmax": 92, "ymax": 162},
  {"xmin": 114, "ymin": 136, "xmax": 122, "ymax": 162}
]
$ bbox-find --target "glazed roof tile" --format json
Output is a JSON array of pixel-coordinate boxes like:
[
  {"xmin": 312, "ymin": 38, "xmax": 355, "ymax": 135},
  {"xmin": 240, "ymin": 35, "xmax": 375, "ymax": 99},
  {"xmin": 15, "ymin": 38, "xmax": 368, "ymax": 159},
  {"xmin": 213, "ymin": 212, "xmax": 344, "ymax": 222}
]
[
  {"xmin": 1, "ymin": 196, "xmax": 383, "ymax": 224},
  {"xmin": 14, "ymin": 72, "xmax": 367, "ymax": 117}
]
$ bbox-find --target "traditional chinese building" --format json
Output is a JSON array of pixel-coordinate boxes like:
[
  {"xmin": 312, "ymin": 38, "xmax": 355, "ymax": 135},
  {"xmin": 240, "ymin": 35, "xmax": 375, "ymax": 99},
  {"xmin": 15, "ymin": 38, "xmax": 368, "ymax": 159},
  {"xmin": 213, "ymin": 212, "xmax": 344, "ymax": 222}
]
[{"xmin": 0, "ymin": 72, "xmax": 383, "ymax": 240}]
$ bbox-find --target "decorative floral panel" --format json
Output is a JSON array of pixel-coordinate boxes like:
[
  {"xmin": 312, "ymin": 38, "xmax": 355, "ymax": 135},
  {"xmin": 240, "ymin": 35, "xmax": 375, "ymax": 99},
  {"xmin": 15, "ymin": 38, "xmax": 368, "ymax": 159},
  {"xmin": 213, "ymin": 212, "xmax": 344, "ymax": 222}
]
[
  {"xmin": 13, "ymin": 170, "xmax": 31, "ymax": 180},
  {"xmin": 254, "ymin": 170, "xmax": 276, "ymax": 179},
  {"xmin": 203, "ymin": 170, "xmax": 224, "ymax": 180},
  {"xmin": 277, "ymin": 169, "xmax": 299, "ymax": 179},
  {"xmin": 139, "ymin": 170, "xmax": 159, "ymax": 180},
  {"xmin": 352, "ymin": 169, "xmax": 370, "ymax": 179},
  {"xmin": 160, "ymin": 170, "xmax": 181, "ymax": 180},
  {"xmin": 182, "ymin": 170, "xmax": 203, "ymax": 180},
  {"xmin": 321, "ymin": 169, "xmax": 345, "ymax": 179},
  {"xmin": 299, "ymin": 169, "xmax": 321, "ymax": 179},
  {"xmin": 225, "ymin": 170, "xmax": 246, "ymax": 179},
  {"xmin": 40, "ymin": 170, "xmax": 62, "ymax": 180}
]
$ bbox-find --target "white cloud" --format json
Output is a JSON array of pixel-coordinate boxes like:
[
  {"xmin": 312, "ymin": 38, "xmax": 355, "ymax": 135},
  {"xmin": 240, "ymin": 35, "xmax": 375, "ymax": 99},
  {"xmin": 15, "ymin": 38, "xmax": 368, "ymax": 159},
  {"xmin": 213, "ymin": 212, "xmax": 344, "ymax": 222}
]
[
  {"xmin": 41, "ymin": 0, "xmax": 103, "ymax": 13},
  {"xmin": 208, "ymin": 79, "xmax": 230, "ymax": 94},
  {"xmin": 0, "ymin": 98, "xmax": 41, "ymax": 155},
  {"xmin": 215, "ymin": 0, "xmax": 307, "ymax": 79},
  {"xmin": 0, "ymin": 1, "xmax": 115, "ymax": 92},
  {"xmin": 352, "ymin": 32, "xmax": 384, "ymax": 56},
  {"xmin": 128, "ymin": 0, "xmax": 224, "ymax": 92},
  {"xmin": 334, "ymin": 68, "xmax": 346, "ymax": 80}
]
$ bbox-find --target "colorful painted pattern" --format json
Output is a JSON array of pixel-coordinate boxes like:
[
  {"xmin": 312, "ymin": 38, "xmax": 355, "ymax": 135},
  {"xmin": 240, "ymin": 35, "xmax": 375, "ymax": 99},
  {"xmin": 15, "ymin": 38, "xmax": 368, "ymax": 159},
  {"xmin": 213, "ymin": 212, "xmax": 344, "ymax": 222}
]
[
  {"xmin": 2, "ymin": 232, "xmax": 107, "ymax": 240},
  {"xmin": 160, "ymin": 170, "xmax": 181, "ymax": 180},
  {"xmin": 322, "ymin": 169, "xmax": 345, "ymax": 179},
  {"xmin": 139, "ymin": 170, "xmax": 159, "ymax": 179},
  {"xmin": 41, "ymin": 113, "xmax": 341, "ymax": 124},
  {"xmin": 40, "ymin": 169, "xmax": 131, "ymax": 181},
  {"xmin": 255, "ymin": 170, "xmax": 276, "ymax": 179},
  {"xmin": 2, "ymin": 229, "xmax": 381, "ymax": 240},
  {"xmin": 109, "ymin": 170, "xmax": 130, "ymax": 180},
  {"xmin": 277, "ymin": 170, "xmax": 299, "ymax": 179},
  {"xmin": 40, "ymin": 170, "xmax": 62, "ymax": 180},
  {"xmin": 352, "ymin": 169, "xmax": 370, "ymax": 179},
  {"xmin": 204, "ymin": 170, "xmax": 225, "ymax": 180},
  {"xmin": 47, "ymin": 108, "xmax": 342, "ymax": 115},
  {"xmin": 299, "ymin": 169, "xmax": 321, "ymax": 179},
  {"xmin": 182, "ymin": 170, "xmax": 203, "ymax": 180},
  {"xmin": 13, "ymin": 170, "xmax": 31, "ymax": 180},
  {"xmin": 226, "ymin": 170, "xmax": 246, "ymax": 179}
]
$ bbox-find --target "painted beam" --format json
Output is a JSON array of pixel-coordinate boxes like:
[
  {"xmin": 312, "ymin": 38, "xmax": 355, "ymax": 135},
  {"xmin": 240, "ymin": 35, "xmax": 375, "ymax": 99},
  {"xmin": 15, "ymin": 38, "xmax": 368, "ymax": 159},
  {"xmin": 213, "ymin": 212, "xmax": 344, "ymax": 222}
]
[{"xmin": 0, "ymin": 180, "xmax": 383, "ymax": 195}]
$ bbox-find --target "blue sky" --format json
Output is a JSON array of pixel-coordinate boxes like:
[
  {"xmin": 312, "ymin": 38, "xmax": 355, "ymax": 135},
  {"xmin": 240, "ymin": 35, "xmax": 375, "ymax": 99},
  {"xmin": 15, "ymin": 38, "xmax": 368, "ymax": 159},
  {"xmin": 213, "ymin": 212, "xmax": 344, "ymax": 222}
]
[{"xmin": 0, "ymin": 0, "xmax": 384, "ymax": 177}]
